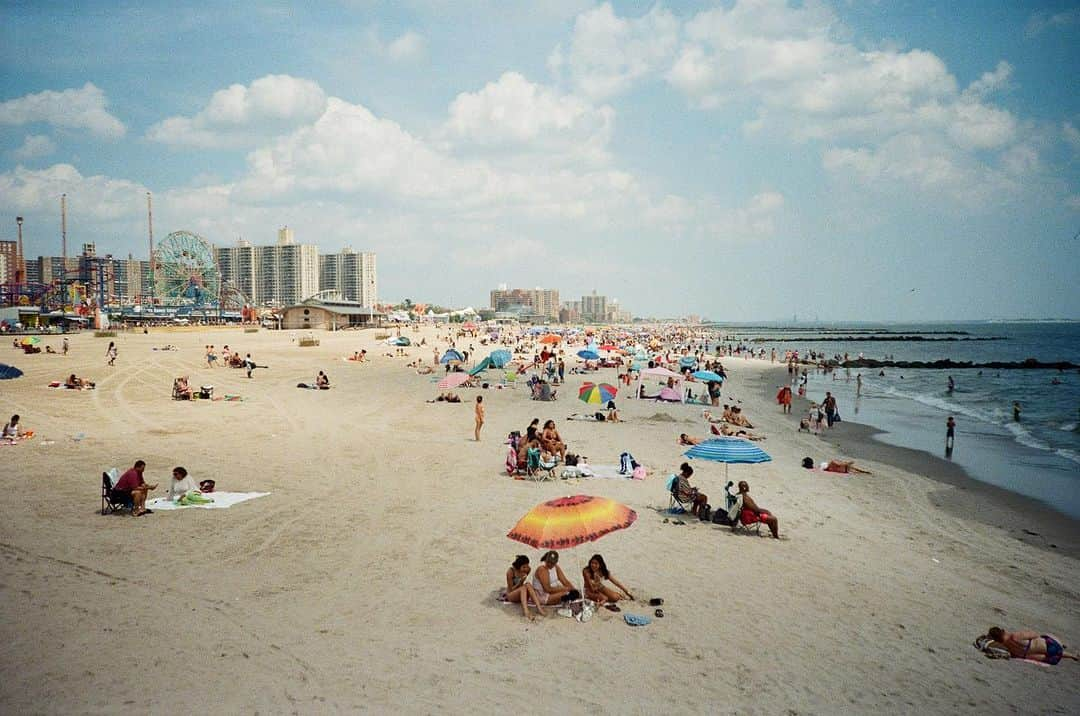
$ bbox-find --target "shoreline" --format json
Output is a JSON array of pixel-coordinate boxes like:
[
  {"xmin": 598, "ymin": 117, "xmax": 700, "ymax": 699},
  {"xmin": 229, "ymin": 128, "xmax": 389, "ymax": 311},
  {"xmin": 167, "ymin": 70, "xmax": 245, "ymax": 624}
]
[{"xmin": 759, "ymin": 367, "xmax": 1080, "ymax": 559}]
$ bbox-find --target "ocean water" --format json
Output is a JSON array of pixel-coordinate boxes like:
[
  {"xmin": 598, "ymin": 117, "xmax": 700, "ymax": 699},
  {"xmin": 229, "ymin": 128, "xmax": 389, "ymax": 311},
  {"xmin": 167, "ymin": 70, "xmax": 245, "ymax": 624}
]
[{"xmin": 715, "ymin": 322, "xmax": 1080, "ymax": 519}]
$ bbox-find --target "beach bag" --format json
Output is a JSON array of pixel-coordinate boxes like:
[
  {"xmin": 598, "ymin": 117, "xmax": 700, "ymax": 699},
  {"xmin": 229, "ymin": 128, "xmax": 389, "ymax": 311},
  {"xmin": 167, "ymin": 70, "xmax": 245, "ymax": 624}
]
[
  {"xmin": 632, "ymin": 465, "xmax": 646, "ymax": 480},
  {"xmin": 712, "ymin": 507, "xmax": 733, "ymax": 525},
  {"xmin": 594, "ymin": 412, "xmax": 605, "ymax": 421},
  {"xmin": 619, "ymin": 452, "xmax": 639, "ymax": 475},
  {"xmin": 565, "ymin": 453, "xmax": 579, "ymax": 466},
  {"xmin": 698, "ymin": 504, "xmax": 712, "ymax": 522}
]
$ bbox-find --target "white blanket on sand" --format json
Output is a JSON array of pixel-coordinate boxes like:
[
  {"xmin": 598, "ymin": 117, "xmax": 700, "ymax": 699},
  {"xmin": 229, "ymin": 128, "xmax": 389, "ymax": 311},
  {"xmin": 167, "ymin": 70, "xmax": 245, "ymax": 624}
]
[
  {"xmin": 569, "ymin": 464, "xmax": 644, "ymax": 479},
  {"xmin": 146, "ymin": 491, "xmax": 270, "ymax": 511}
]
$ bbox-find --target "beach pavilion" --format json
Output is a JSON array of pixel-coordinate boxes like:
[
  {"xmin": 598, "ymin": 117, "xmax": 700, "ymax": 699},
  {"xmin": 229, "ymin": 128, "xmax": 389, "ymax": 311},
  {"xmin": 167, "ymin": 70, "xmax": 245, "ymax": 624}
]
[{"xmin": 281, "ymin": 297, "xmax": 383, "ymax": 330}]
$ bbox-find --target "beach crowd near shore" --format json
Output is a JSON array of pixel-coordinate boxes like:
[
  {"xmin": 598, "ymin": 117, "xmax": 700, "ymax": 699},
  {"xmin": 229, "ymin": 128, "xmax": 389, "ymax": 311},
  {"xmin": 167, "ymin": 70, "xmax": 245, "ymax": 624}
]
[{"xmin": 1, "ymin": 322, "xmax": 1077, "ymax": 714}]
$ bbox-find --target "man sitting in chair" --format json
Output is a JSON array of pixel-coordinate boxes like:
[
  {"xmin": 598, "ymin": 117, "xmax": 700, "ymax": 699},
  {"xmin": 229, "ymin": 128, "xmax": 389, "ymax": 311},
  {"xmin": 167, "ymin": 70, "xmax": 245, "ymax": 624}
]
[
  {"xmin": 112, "ymin": 460, "xmax": 159, "ymax": 517},
  {"xmin": 735, "ymin": 481, "xmax": 780, "ymax": 538}
]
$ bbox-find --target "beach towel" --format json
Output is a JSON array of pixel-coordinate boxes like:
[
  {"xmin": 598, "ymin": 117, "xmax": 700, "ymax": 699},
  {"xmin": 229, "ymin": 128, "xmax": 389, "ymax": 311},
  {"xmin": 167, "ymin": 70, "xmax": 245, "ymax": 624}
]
[
  {"xmin": 146, "ymin": 491, "xmax": 269, "ymax": 511},
  {"xmin": 624, "ymin": 613, "xmax": 651, "ymax": 626}
]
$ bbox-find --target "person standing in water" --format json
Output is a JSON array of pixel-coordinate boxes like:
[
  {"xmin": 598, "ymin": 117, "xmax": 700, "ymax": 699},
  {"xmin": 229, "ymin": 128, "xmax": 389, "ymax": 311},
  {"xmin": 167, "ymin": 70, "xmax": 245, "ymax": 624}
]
[
  {"xmin": 947, "ymin": 375, "xmax": 955, "ymax": 393},
  {"xmin": 945, "ymin": 416, "xmax": 956, "ymax": 451},
  {"xmin": 1013, "ymin": 401, "xmax": 1022, "ymax": 422},
  {"xmin": 856, "ymin": 373, "xmax": 862, "ymax": 397}
]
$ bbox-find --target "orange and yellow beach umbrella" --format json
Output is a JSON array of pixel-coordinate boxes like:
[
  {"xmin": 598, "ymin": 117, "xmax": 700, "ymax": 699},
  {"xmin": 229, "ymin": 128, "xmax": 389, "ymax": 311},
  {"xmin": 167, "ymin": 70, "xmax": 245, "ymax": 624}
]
[{"xmin": 506, "ymin": 495, "xmax": 637, "ymax": 549}]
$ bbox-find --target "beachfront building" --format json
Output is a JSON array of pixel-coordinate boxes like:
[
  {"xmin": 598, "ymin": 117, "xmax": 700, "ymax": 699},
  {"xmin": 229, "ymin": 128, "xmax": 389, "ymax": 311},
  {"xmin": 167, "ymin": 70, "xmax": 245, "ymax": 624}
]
[
  {"xmin": 252, "ymin": 227, "xmax": 319, "ymax": 306},
  {"xmin": 319, "ymin": 248, "xmax": 377, "ymax": 306},
  {"xmin": 581, "ymin": 290, "xmax": 607, "ymax": 322},
  {"xmin": 0, "ymin": 240, "xmax": 18, "ymax": 284},
  {"xmin": 489, "ymin": 285, "xmax": 560, "ymax": 320},
  {"xmin": 280, "ymin": 296, "xmax": 382, "ymax": 330},
  {"xmin": 216, "ymin": 239, "xmax": 258, "ymax": 303}
]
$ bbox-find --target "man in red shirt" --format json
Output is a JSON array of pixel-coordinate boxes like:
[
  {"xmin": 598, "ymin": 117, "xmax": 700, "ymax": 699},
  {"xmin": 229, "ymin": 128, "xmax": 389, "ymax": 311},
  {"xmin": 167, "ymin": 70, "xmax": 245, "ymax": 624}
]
[{"xmin": 112, "ymin": 460, "xmax": 158, "ymax": 516}]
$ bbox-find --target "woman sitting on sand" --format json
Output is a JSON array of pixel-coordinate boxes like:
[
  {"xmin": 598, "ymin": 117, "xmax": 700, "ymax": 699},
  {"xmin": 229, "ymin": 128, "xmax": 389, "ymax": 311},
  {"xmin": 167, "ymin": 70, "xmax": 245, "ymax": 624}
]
[
  {"xmin": 582, "ymin": 554, "xmax": 633, "ymax": 606},
  {"xmin": 3, "ymin": 414, "xmax": 25, "ymax": 442},
  {"xmin": 532, "ymin": 551, "xmax": 577, "ymax": 605},
  {"xmin": 540, "ymin": 420, "xmax": 567, "ymax": 461},
  {"xmin": 823, "ymin": 459, "xmax": 872, "ymax": 474},
  {"xmin": 505, "ymin": 555, "xmax": 546, "ymax": 621}
]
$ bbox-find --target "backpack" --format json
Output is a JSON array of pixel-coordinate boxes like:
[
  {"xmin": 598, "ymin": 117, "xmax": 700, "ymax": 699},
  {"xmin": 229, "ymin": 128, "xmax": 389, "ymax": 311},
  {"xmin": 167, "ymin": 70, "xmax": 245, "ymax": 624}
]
[
  {"xmin": 698, "ymin": 504, "xmax": 712, "ymax": 522},
  {"xmin": 712, "ymin": 506, "xmax": 733, "ymax": 525}
]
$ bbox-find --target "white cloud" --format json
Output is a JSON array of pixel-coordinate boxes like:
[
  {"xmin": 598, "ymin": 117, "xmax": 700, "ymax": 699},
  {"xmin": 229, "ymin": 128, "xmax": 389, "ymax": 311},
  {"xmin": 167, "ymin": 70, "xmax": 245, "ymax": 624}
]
[
  {"xmin": 0, "ymin": 163, "xmax": 148, "ymax": 221},
  {"xmin": 1025, "ymin": 9, "xmax": 1079, "ymax": 38},
  {"xmin": 0, "ymin": 83, "xmax": 125, "ymax": 138},
  {"xmin": 386, "ymin": 31, "xmax": 426, "ymax": 62},
  {"xmin": 146, "ymin": 75, "xmax": 327, "ymax": 148},
  {"xmin": 10, "ymin": 134, "xmax": 56, "ymax": 161},
  {"xmin": 553, "ymin": 2, "xmax": 679, "ymax": 99},
  {"xmin": 963, "ymin": 60, "xmax": 1012, "ymax": 99},
  {"xmin": 442, "ymin": 72, "xmax": 613, "ymax": 164}
]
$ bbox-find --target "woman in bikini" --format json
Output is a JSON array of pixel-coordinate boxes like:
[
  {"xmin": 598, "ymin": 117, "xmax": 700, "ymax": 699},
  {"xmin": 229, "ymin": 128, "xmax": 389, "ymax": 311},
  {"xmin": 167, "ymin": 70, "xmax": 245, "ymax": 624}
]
[
  {"xmin": 540, "ymin": 420, "xmax": 567, "ymax": 461},
  {"xmin": 504, "ymin": 555, "xmax": 546, "ymax": 621},
  {"xmin": 988, "ymin": 627, "xmax": 1078, "ymax": 665},
  {"xmin": 582, "ymin": 554, "xmax": 633, "ymax": 606}
]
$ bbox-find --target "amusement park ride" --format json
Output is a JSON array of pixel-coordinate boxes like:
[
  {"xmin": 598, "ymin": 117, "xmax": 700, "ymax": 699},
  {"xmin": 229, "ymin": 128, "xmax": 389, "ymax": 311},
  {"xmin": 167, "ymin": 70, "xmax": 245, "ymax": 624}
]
[{"xmin": 1, "ymin": 227, "xmax": 251, "ymax": 323}]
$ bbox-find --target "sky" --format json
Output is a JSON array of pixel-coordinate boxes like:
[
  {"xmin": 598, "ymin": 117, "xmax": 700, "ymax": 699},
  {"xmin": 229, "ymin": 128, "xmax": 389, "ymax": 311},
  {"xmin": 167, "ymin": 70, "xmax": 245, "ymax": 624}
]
[{"xmin": 0, "ymin": 0, "xmax": 1078, "ymax": 321}]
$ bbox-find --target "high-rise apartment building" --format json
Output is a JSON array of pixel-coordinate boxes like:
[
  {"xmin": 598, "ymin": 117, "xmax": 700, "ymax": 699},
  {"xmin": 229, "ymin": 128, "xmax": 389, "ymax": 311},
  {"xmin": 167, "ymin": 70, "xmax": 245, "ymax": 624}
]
[
  {"xmin": 0, "ymin": 241, "xmax": 18, "ymax": 284},
  {"xmin": 255, "ymin": 241, "xmax": 318, "ymax": 306},
  {"xmin": 319, "ymin": 248, "xmax": 377, "ymax": 306},
  {"xmin": 581, "ymin": 290, "xmax": 607, "ymax": 322},
  {"xmin": 216, "ymin": 240, "xmax": 258, "ymax": 304},
  {"xmin": 489, "ymin": 286, "xmax": 559, "ymax": 319}
]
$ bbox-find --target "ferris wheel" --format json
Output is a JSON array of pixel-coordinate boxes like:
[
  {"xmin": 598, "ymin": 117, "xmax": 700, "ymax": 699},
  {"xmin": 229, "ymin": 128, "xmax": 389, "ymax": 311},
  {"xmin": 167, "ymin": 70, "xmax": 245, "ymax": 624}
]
[{"xmin": 154, "ymin": 230, "xmax": 220, "ymax": 306}]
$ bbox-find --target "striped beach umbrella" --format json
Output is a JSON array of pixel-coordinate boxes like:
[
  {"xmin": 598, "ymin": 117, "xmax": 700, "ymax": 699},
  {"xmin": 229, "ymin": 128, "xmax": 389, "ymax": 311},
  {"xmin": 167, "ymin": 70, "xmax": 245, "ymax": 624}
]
[
  {"xmin": 684, "ymin": 438, "xmax": 771, "ymax": 479},
  {"xmin": 507, "ymin": 495, "xmax": 637, "ymax": 549},
  {"xmin": 578, "ymin": 382, "xmax": 617, "ymax": 404}
]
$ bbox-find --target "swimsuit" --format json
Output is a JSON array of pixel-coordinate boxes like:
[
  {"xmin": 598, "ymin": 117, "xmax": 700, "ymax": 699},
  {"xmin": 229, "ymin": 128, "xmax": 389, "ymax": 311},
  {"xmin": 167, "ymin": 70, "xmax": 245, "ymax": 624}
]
[{"xmin": 1026, "ymin": 635, "xmax": 1064, "ymax": 665}]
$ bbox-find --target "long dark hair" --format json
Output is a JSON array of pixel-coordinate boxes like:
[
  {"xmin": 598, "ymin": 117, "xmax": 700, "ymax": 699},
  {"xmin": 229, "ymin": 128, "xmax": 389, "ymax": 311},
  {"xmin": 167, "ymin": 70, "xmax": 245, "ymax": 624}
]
[
  {"xmin": 588, "ymin": 554, "xmax": 609, "ymax": 579},
  {"xmin": 512, "ymin": 555, "xmax": 529, "ymax": 569}
]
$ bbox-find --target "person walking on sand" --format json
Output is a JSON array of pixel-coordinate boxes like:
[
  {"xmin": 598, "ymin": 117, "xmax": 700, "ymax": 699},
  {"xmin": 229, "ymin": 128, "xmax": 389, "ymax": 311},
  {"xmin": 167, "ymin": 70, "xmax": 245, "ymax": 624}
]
[
  {"xmin": 245, "ymin": 353, "xmax": 256, "ymax": 379},
  {"xmin": 62, "ymin": 337, "xmax": 69, "ymax": 356},
  {"xmin": 946, "ymin": 416, "xmax": 956, "ymax": 450},
  {"xmin": 474, "ymin": 395, "xmax": 485, "ymax": 441},
  {"xmin": 106, "ymin": 341, "xmax": 117, "ymax": 366}
]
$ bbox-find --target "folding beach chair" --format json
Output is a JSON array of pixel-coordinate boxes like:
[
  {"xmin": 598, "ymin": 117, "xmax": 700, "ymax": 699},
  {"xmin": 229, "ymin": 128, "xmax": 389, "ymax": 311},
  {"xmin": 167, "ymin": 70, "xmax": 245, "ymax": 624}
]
[
  {"xmin": 101, "ymin": 469, "xmax": 133, "ymax": 515},
  {"xmin": 725, "ymin": 488, "xmax": 762, "ymax": 536},
  {"xmin": 524, "ymin": 448, "xmax": 557, "ymax": 481},
  {"xmin": 667, "ymin": 476, "xmax": 694, "ymax": 514}
]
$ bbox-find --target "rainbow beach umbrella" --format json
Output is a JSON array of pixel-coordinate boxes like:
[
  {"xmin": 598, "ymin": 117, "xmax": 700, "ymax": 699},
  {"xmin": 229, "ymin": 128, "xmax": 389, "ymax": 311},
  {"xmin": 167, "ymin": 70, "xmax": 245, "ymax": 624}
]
[
  {"xmin": 506, "ymin": 495, "xmax": 637, "ymax": 549},
  {"xmin": 578, "ymin": 382, "xmax": 617, "ymax": 405}
]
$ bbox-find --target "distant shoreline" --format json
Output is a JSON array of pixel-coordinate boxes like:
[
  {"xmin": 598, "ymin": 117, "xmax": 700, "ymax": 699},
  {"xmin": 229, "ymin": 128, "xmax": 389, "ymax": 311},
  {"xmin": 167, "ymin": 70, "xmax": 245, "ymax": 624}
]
[{"xmin": 758, "ymin": 367, "xmax": 1080, "ymax": 559}]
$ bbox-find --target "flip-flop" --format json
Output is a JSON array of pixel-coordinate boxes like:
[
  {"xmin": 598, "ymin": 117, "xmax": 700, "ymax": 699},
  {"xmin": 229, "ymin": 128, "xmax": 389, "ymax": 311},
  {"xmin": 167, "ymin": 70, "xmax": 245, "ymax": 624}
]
[
  {"xmin": 604, "ymin": 603, "xmax": 621, "ymax": 612},
  {"xmin": 655, "ymin": 609, "xmax": 664, "ymax": 618}
]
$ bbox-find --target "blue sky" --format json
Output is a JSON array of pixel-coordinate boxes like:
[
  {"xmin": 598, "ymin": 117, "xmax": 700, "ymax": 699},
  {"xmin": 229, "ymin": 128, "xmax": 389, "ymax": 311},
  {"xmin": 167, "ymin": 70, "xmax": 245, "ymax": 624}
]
[{"xmin": 1, "ymin": 0, "xmax": 1077, "ymax": 320}]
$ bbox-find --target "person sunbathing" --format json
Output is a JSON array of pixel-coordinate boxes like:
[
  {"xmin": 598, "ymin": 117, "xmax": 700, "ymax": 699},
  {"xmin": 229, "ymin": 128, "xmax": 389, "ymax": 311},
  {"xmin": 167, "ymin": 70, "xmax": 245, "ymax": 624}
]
[
  {"xmin": 65, "ymin": 373, "xmax": 95, "ymax": 389},
  {"xmin": 986, "ymin": 627, "xmax": 1078, "ymax": 665},
  {"xmin": 728, "ymin": 406, "xmax": 754, "ymax": 428},
  {"xmin": 823, "ymin": 459, "xmax": 872, "ymax": 474},
  {"xmin": 505, "ymin": 555, "xmax": 546, "ymax": 620},
  {"xmin": 582, "ymin": 554, "xmax": 633, "ymax": 606},
  {"xmin": 709, "ymin": 423, "xmax": 765, "ymax": 441},
  {"xmin": 735, "ymin": 481, "xmax": 780, "ymax": 538},
  {"xmin": 678, "ymin": 433, "xmax": 703, "ymax": 445},
  {"xmin": 532, "ymin": 551, "xmax": 578, "ymax": 605},
  {"xmin": 415, "ymin": 365, "xmax": 433, "ymax": 374},
  {"xmin": 315, "ymin": 371, "xmax": 330, "ymax": 389},
  {"xmin": 540, "ymin": 420, "xmax": 567, "ymax": 460}
]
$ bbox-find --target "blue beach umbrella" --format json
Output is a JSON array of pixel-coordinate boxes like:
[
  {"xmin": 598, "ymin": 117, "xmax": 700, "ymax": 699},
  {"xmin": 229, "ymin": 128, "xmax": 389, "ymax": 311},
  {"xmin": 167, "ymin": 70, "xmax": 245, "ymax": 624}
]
[
  {"xmin": 692, "ymin": 370, "xmax": 724, "ymax": 382},
  {"xmin": 490, "ymin": 349, "xmax": 512, "ymax": 368},
  {"xmin": 577, "ymin": 350, "xmax": 600, "ymax": 360},
  {"xmin": 0, "ymin": 363, "xmax": 23, "ymax": 380},
  {"xmin": 683, "ymin": 438, "xmax": 772, "ymax": 480},
  {"xmin": 679, "ymin": 356, "xmax": 696, "ymax": 368},
  {"xmin": 440, "ymin": 349, "xmax": 464, "ymax": 364}
]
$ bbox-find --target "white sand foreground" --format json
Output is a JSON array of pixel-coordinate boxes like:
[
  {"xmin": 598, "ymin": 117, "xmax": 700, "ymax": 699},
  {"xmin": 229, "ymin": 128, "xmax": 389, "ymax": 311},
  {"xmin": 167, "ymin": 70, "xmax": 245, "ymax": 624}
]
[{"xmin": 1, "ymin": 326, "xmax": 1077, "ymax": 714}]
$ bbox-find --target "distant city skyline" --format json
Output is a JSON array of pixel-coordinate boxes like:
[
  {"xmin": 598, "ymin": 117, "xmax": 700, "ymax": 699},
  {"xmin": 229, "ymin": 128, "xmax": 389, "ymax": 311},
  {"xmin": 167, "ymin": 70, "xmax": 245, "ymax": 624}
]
[{"xmin": 1, "ymin": 1, "xmax": 1078, "ymax": 321}]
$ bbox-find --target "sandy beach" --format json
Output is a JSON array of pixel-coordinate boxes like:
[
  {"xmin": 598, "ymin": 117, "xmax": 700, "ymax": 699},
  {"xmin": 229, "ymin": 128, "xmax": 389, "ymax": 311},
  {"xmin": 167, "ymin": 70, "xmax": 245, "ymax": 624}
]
[{"xmin": 1, "ymin": 326, "xmax": 1078, "ymax": 714}]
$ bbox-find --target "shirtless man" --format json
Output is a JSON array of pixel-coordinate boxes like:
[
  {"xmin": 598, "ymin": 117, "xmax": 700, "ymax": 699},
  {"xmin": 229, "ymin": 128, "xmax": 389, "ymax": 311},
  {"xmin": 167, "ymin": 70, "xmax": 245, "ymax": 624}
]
[
  {"xmin": 735, "ymin": 481, "xmax": 780, "ymax": 538},
  {"xmin": 988, "ymin": 627, "xmax": 1078, "ymax": 665}
]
